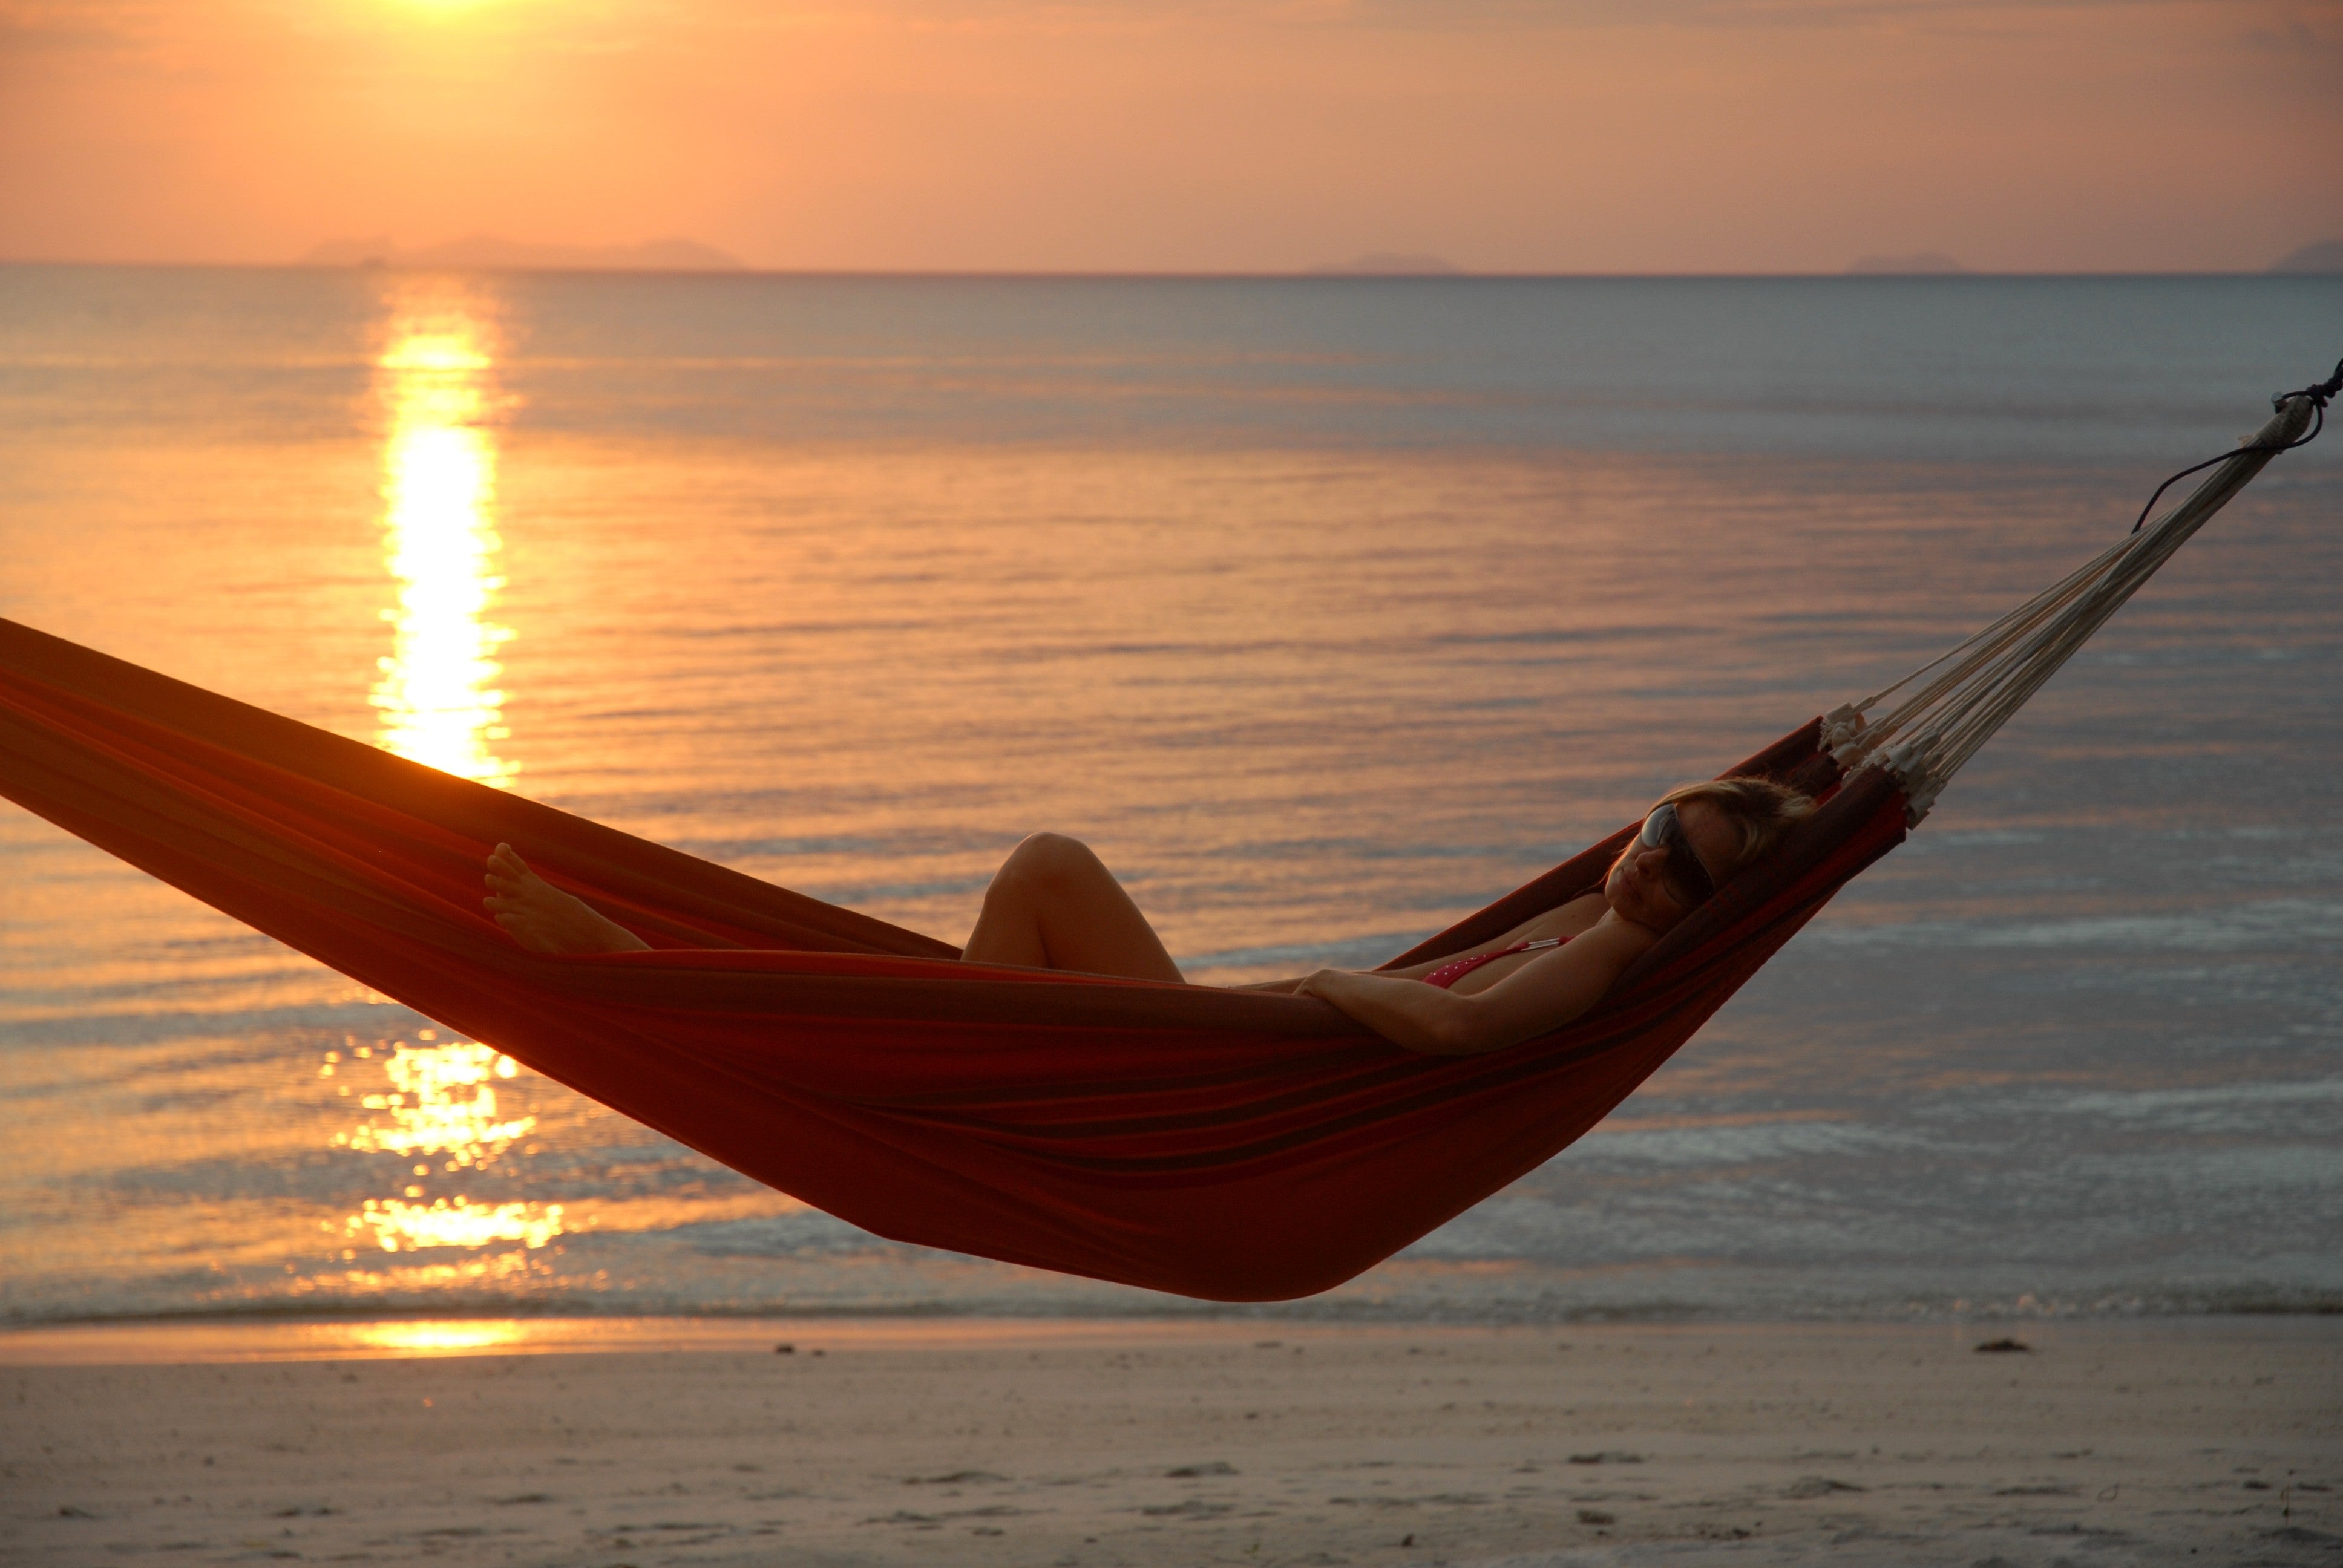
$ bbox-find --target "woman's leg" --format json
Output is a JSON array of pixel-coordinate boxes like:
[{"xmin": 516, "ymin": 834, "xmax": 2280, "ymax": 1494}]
[
  {"xmin": 483, "ymin": 831, "xmax": 1179, "ymax": 977},
  {"xmin": 962, "ymin": 833, "xmax": 1184, "ymax": 982}
]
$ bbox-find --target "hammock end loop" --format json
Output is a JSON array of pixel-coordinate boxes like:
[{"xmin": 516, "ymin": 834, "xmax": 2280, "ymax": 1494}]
[{"xmin": 2132, "ymin": 359, "xmax": 2331, "ymax": 534}]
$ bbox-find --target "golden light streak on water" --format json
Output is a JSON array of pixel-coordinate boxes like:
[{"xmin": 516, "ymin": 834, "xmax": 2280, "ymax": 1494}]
[
  {"xmin": 346, "ymin": 1195, "xmax": 566, "ymax": 1253},
  {"xmin": 327, "ymin": 1037, "xmax": 566, "ymax": 1256},
  {"xmin": 329, "ymin": 1040, "xmax": 534, "ymax": 1165},
  {"xmin": 369, "ymin": 281, "xmax": 516, "ymax": 785}
]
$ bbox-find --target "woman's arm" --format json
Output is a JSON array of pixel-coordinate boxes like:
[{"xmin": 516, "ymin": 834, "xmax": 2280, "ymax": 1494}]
[
  {"xmin": 1237, "ymin": 894, "xmax": 1612, "ymax": 995},
  {"xmin": 1299, "ymin": 918, "xmax": 1653, "ymax": 1055}
]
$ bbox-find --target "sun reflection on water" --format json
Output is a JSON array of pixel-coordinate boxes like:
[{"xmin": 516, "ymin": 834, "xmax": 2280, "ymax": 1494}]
[
  {"xmin": 333, "ymin": 1039, "xmax": 532, "ymax": 1165},
  {"xmin": 370, "ymin": 281, "xmax": 517, "ymax": 785},
  {"xmin": 347, "ymin": 1195, "xmax": 566, "ymax": 1253},
  {"xmin": 324, "ymin": 1037, "xmax": 567, "ymax": 1256}
]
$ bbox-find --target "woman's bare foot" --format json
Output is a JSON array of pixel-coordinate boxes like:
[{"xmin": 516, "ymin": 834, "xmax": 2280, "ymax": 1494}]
[{"xmin": 483, "ymin": 843, "xmax": 650, "ymax": 955}]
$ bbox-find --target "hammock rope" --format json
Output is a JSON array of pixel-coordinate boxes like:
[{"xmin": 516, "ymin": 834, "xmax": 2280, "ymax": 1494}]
[
  {"xmin": 0, "ymin": 370, "xmax": 2327, "ymax": 1302},
  {"xmin": 1822, "ymin": 381, "xmax": 2328, "ymax": 822}
]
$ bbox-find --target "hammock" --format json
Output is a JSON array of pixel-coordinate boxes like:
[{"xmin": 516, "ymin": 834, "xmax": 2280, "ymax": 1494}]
[{"xmin": 0, "ymin": 389, "xmax": 2318, "ymax": 1302}]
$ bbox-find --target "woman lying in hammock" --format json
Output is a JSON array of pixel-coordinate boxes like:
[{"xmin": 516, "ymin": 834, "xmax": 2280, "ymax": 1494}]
[{"xmin": 484, "ymin": 776, "xmax": 1810, "ymax": 1056}]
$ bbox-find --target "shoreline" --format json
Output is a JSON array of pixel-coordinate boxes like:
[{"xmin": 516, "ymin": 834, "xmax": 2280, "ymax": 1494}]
[
  {"xmin": 9, "ymin": 1316, "xmax": 2336, "ymax": 1564},
  {"xmin": 7, "ymin": 1309, "xmax": 2341, "ymax": 1366}
]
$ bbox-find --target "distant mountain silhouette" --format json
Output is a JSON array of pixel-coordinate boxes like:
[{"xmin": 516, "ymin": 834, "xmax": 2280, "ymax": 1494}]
[
  {"xmin": 2270, "ymin": 239, "xmax": 2343, "ymax": 274},
  {"xmin": 301, "ymin": 234, "xmax": 745, "ymax": 272},
  {"xmin": 1847, "ymin": 251, "xmax": 1968, "ymax": 275},
  {"xmin": 1306, "ymin": 252, "xmax": 1464, "ymax": 276}
]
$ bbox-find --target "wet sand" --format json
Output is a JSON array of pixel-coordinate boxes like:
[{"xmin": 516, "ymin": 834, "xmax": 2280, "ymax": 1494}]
[{"xmin": 4, "ymin": 1317, "xmax": 2338, "ymax": 1566}]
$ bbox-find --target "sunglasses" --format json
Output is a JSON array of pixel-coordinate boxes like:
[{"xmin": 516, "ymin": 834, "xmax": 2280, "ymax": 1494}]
[{"xmin": 1637, "ymin": 802, "xmax": 1717, "ymax": 909}]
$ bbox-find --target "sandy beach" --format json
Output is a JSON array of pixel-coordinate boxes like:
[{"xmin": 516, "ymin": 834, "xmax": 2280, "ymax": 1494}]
[{"xmin": 4, "ymin": 1316, "xmax": 2336, "ymax": 1566}]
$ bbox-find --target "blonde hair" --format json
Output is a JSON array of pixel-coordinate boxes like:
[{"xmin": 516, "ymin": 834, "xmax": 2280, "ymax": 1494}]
[{"xmin": 1654, "ymin": 776, "xmax": 1815, "ymax": 880}]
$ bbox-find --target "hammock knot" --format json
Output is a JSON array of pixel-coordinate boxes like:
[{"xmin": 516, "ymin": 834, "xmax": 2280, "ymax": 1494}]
[
  {"xmin": 1821, "ymin": 703, "xmax": 1873, "ymax": 769},
  {"xmin": 1878, "ymin": 739, "xmax": 1941, "ymax": 825},
  {"xmin": 2274, "ymin": 356, "xmax": 2343, "ymax": 413}
]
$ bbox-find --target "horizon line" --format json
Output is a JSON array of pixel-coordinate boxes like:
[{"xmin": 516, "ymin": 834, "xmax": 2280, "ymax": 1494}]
[{"xmin": 0, "ymin": 257, "xmax": 2328, "ymax": 281}]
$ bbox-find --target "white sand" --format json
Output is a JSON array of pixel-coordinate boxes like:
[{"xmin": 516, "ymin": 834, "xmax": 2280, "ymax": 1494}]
[{"xmin": 4, "ymin": 1316, "xmax": 2338, "ymax": 1566}]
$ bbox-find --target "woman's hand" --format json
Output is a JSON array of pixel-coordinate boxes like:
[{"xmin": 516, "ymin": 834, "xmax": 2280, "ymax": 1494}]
[{"xmin": 1295, "ymin": 969, "xmax": 1345, "ymax": 1000}]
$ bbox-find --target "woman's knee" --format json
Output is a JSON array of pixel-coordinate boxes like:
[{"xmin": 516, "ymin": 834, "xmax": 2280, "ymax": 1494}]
[{"xmin": 995, "ymin": 831, "xmax": 1102, "ymax": 897}]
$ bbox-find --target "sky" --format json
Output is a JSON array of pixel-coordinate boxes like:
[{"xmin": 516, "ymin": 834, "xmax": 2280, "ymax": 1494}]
[{"xmin": 2, "ymin": 0, "xmax": 2338, "ymax": 273}]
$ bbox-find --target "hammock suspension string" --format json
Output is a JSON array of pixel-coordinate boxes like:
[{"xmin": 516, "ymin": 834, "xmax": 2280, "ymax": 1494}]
[{"xmin": 1822, "ymin": 377, "xmax": 2330, "ymax": 823}]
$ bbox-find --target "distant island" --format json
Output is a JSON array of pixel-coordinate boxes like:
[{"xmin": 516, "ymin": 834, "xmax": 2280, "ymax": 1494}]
[
  {"xmin": 301, "ymin": 235, "xmax": 745, "ymax": 272},
  {"xmin": 1305, "ymin": 252, "xmax": 1465, "ymax": 276},
  {"xmin": 1846, "ymin": 251, "xmax": 1968, "ymax": 275},
  {"xmin": 2270, "ymin": 239, "xmax": 2343, "ymax": 274}
]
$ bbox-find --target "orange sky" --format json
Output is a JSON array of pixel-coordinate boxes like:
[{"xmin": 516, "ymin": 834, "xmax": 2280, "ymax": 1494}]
[{"xmin": 2, "ymin": 0, "xmax": 2337, "ymax": 273}]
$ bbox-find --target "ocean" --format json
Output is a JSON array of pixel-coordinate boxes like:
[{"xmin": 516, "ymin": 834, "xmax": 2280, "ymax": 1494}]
[{"xmin": 1, "ymin": 264, "xmax": 2337, "ymax": 1327}]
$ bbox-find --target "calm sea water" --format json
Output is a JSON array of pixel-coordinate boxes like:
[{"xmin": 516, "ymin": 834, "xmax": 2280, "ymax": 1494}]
[{"xmin": 1, "ymin": 265, "xmax": 2337, "ymax": 1327}]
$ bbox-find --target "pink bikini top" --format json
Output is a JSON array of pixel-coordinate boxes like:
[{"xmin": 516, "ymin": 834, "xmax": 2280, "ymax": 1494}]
[{"xmin": 1420, "ymin": 934, "xmax": 1567, "ymax": 991}]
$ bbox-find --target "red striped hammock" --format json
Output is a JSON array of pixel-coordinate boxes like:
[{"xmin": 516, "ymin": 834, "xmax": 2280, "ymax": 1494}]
[{"xmin": 0, "ymin": 617, "xmax": 1904, "ymax": 1301}]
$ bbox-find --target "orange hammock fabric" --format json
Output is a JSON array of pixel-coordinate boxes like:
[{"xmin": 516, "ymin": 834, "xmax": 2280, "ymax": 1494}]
[{"xmin": 0, "ymin": 618, "xmax": 1907, "ymax": 1302}]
